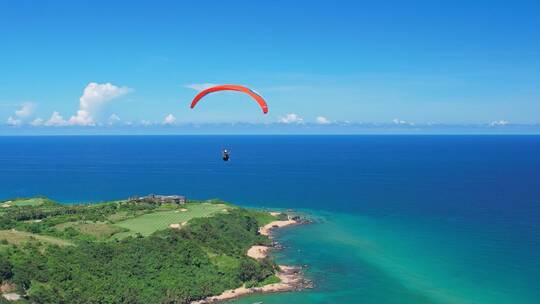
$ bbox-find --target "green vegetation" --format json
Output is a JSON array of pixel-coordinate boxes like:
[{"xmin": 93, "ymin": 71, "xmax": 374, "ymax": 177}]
[
  {"xmin": 0, "ymin": 197, "xmax": 279, "ymax": 303},
  {"xmin": 250, "ymin": 210, "xmax": 280, "ymax": 226},
  {"xmin": 0, "ymin": 197, "xmax": 53, "ymax": 208},
  {"xmin": 55, "ymin": 221, "xmax": 124, "ymax": 239},
  {"xmin": 276, "ymin": 212, "xmax": 289, "ymax": 221},
  {"xmin": 254, "ymin": 274, "xmax": 281, "ymax": 287},
  {"xmin": 113, "ymin": 203, "xmax": 230, "ymax": 238},
  {"xmin": 0, "ymin": 230, "xmax": 73, "ymax": 247}
]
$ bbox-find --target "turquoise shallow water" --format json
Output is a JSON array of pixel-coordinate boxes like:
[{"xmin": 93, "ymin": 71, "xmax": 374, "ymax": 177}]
[
  {"xmin": 0, "ymin": 136, "xmax": 539, "ymax": 303},
  {"xmin": 234, "ymin": 209, "xmax": 539, "ymax": 304}
]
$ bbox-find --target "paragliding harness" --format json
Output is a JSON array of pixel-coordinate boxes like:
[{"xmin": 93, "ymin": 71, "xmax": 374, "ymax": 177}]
[{"xmin": 222, "ymin": 150, "xmax": 230, "ymax": 161}]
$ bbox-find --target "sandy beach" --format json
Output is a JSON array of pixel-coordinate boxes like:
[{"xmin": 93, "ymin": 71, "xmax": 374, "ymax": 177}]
[
  {"xmin": 191, "ymin": 212, "xmax": 309, "ymax": 303},
  {"xmin": 247, "ymin": 245, "xmax": 269, "ymax": 259},
  {"xmin": 259, "ymin": 218, "xmax": 298, "ymax": 236},
  {"xmin": 247, "ymin": 216, "xmax": 298, "ymax": 259}
]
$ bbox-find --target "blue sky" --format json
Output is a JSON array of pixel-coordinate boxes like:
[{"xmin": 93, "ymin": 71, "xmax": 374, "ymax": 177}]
[{"xmin": 1, "ymin": 0, "xmax": 539, "ymax": 133}]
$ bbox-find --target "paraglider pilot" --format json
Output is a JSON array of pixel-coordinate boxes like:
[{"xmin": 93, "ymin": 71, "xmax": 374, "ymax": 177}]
[{"xmin": 222, "ymin": 149, "xmax": 230, "ymax": 161}]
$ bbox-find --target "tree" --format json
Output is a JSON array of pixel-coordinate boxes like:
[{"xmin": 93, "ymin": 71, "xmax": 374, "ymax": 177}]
[
  {"xmin": 0, "ymin": 254, "xmax": 13, "ymax": 281},
  {"xmin": 27, "ymin": 281, "xmax": 56, "ymax": 304}
]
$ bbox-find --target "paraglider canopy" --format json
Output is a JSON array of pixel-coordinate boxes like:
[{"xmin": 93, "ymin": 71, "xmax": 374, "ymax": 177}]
[{"xmin": 190, "ymin": 84, "xmax": 268, "ymax": 114}]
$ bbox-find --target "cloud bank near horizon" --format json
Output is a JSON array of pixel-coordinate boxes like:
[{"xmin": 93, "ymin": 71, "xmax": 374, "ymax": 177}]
[
  {"xmin": 25, "ymin": 82, "xmax": 131, "ymax": 127},
  {"xmin": 2, "ymin": 83, "xmax": 534, "ymax": 132},
  {"xmin": 5, "ymin": 102, "xmax": 36, "ymax": 126},
  {"xmin": 2, "ymin": 120, "xmax": 539, "ymax": 136},
  {"xmin": 68, "ymin": 82, "xmax": 131, "ymax": 126}
]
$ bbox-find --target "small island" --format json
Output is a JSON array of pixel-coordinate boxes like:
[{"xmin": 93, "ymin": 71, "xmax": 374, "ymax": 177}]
[{"xmin": 0, "ymin": 196, "xmax": 309, "ymax": 303}]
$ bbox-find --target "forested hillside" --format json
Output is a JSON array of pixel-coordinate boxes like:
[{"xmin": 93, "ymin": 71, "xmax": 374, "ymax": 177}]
[{"xmin": 0, "ymin": 198, "xmax": 277, "ymax": 303}]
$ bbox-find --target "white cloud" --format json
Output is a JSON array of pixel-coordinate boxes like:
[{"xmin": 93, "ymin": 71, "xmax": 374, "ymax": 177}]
[
  {"xmin": 30, "ymin": 118, "xmax": 44, "ymax": 126},
  {"xmin": 163, "ymin": 114, "xmax": 176, "ymax": 125},
  {"xmin": 490, "ymin": 120, "xmax": 509, "ymax": 126},
  {"xmin": 5, "ymin": 102, "xmax": 35, "ymax": 126},
  {"xmin": 140, "ymin": 120, "xmax": 153, "ymax": 126},
  {"xmin": 6, "ymin": 116, "xmax": 21, "ymax": 126},
  {"xmin": 184, "ymin": 83, "xmax": 218, "ymax": 91},
  {"xmin": 15, "ymin": 102, "xmax": 36, "ymax": 118},
  {"xmin": 69, "ymin": 110, "xmax": 94, "ymax": 126},
  {"xmin": 278, "ymin": 113, "xmax": 304, "ymax": 124},
  {"xmin": 108, "ymin": 113, "xmax": 121, "ymax": 125},
  {"xmin": 45, "ymin": 111, "xmax": 68, "ymax": 126},
  {"xmin": 392, "ymin": 118, "xmax": 414, "ymax": 125},
  {"xmin": 315, "ymin": 116, "xmax": 331, "ymax": 125},
  {"xmin": 68, "ymin": 82, "xmax": 131, "ymax": 126}
]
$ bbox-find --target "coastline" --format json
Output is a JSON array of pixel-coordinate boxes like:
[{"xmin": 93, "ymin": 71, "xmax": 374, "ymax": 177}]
[
  {"xmin": 0, "ymin": 197, "xmax": 311, "ymax": 303},
  {"xmin": 192, "ymin": 213, "xmax": 311, "ymax": 303},
  {"xmin": 259, "ymin": 218, "xmax": 298, "ymax": 236}
]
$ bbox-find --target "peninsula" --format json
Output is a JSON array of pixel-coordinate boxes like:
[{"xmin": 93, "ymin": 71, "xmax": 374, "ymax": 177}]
[{"xmin": 0, "ymin": 196, "xmax": 308, "ymax": 303}]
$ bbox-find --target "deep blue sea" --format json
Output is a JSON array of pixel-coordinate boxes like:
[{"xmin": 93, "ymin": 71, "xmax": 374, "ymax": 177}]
[{"xmin": 1, "ymin": 135, "xmax": 539, "ymax": 303}]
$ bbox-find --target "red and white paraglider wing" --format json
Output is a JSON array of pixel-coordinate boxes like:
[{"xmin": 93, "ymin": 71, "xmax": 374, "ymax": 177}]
[{"xmin": 190, "ymin": 84, "xmax": 268, "ymax": 114}]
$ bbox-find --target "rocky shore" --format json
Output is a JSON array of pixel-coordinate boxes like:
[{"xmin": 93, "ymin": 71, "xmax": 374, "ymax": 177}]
[{"xmin": 192, "ymin": 212, "xmax": 312, "ymax": 303}]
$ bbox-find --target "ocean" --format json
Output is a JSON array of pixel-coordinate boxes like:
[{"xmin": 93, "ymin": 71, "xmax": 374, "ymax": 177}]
[{"xmin": 0, "ymin": 135, "xmax": 539, "ymax": 303}]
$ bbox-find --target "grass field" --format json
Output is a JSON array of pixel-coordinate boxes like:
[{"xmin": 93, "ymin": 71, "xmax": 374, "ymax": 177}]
[
  {"xmin": 0, "ymin": 230, "xmax": 73, "ymax": 246},
  {"xmin": 55, "ymin": 221, "xmax": 124, "ymax": 239},
  {"xmin": 1, "ymin": 197, "xmax": 49, "ymax": 208},
  {"xmin": 112, "ymin": 203, "xmax": 231, "ymax": 238},
  {"xmin": 107, "ymin": 211, "xmax": 131, "ymax": 222}
]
